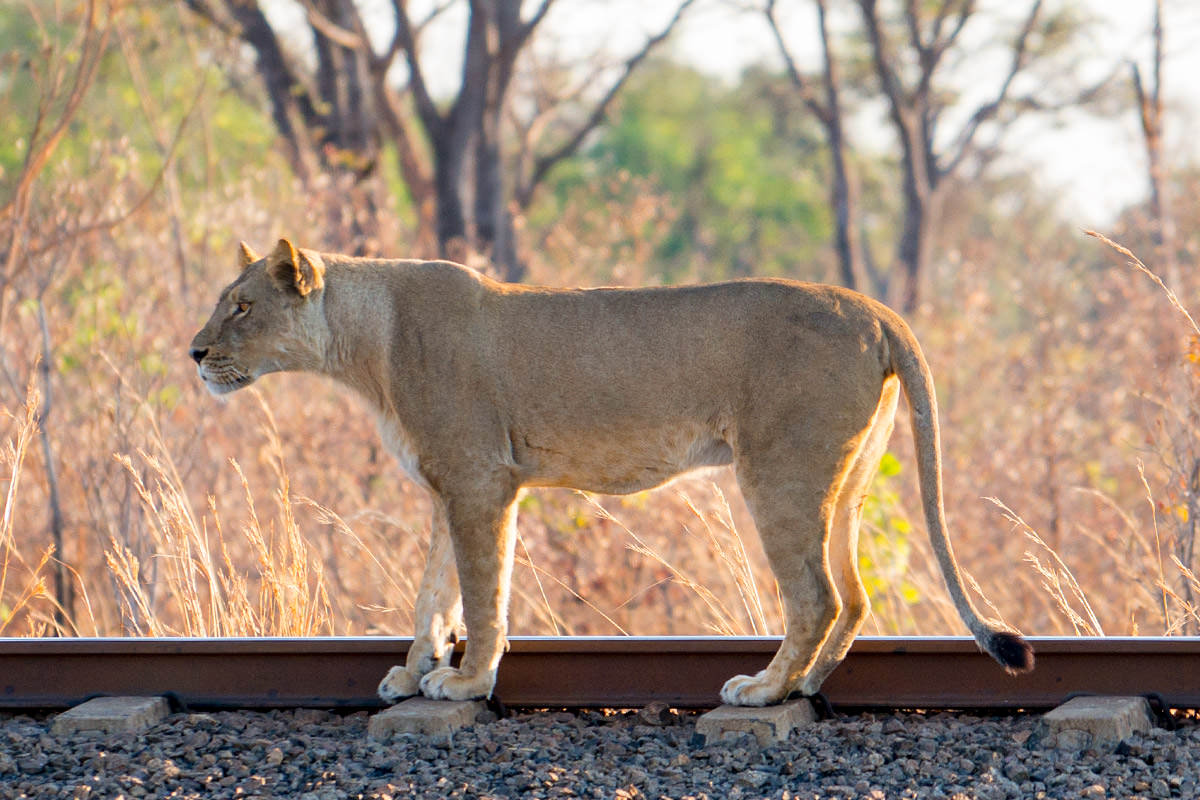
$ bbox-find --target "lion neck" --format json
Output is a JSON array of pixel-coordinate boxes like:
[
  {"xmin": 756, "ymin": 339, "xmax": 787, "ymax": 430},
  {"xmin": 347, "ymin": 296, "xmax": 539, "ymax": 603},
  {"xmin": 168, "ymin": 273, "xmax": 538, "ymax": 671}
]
[{"xmin": 316, "ymin": 259, "xmax": 400, "ymax": 411}]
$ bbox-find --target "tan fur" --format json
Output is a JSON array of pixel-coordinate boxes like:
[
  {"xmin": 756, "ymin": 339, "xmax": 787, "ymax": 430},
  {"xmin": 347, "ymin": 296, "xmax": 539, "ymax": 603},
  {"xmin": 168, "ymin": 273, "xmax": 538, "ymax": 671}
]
[{"xmin": 190, "ymin": 239, "xmax": 1031, "ymax": 706}]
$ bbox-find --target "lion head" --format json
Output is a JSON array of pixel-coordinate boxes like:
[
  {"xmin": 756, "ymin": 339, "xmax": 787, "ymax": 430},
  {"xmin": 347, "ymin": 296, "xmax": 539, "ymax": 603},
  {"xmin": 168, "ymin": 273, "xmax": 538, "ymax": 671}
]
[{"xmin": 189, "ymin": 238, "xmax": 328, "ymax": 395}]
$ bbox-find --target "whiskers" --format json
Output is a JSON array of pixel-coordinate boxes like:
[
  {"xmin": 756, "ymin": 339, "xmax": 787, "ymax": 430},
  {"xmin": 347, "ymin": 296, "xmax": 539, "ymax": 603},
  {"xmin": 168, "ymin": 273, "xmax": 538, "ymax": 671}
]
[{"xmin": 198, "ymin": 357, "xmax": 254, "ymax": 395}]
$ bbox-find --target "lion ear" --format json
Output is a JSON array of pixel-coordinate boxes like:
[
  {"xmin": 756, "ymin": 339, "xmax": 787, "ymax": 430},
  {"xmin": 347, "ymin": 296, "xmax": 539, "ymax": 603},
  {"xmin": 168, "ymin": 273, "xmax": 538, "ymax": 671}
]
[
  {"xmin": 238, "ymin": 241, "xmax": 261, "ymax": 269},
  {"xmin": 296, "ymin": 249, "xmax": 326, "ymax": 294},
  {"xmin": 266, "ymin": 238, "xmax": 324, "ymax": 296}
]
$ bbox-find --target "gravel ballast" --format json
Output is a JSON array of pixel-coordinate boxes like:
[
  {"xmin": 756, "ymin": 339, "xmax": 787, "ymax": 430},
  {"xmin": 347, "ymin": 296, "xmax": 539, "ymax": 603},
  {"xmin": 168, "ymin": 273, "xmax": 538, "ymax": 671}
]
[{"xmin": 2, "ymin": 705, "xmax": 1197, "ymax": 799}]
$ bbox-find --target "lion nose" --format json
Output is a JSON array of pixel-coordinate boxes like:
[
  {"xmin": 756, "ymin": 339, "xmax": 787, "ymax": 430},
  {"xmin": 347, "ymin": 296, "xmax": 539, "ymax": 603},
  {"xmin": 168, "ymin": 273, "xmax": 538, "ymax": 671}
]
[{"xmin": 189, "ymin": 347, "xmax": 208, "ymax": 364}]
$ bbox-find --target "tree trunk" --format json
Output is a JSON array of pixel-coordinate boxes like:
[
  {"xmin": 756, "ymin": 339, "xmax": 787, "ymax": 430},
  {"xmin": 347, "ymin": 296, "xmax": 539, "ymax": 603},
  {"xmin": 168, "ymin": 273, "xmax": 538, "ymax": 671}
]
[
  {"xmin": 434, "ymin": 139, "xmax": 470, "ymax": 257},
  {"xmin": 895, "ymin": 186, "xmax": 939, "ymax": 314},
  {"xmin": 474, "ymin": 100, "xmax": 524, "ymax": 279},
  {"xmin": 857, "ymin": 0, "xmax": 1053, "ymax": 312},
  {"xmin": 814, "ymin": 0, "xmax": 867, "ymax": 295},
  {"xmin": 184, "ymin": 0, "xmax": 684, "ymax": 279},
  {"xmin": 1133, "ymin": 0, "xmax": 1177, "ymax": 287},
  {"xmin": 827, "ymin": 116, "xmax": 865, "ymax": 294},
  {"xmin": 231, "ymin": 4, "xmax": 322, "ymax": 181}
]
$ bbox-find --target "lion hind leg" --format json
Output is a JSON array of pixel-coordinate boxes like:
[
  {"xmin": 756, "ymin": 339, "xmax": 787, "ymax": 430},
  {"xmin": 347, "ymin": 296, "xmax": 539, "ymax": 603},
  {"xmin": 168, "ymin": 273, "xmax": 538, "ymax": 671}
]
[
  {"xmin": 378, "ymin": 500, "xmax": 463, "ymax": 703},
  {"xmin": 722, "ymin": 457, "xmax": 848, "ymax": 706},
  {"xmin": 797, "ymin": 376, "xmax": 900, "ymax": 697},
  {"xmin": 720, "ymin": 512, "xmax": 840, "ymax": 706},
  {"xmin": 722, "ymin": 378, "xmax": 891, "ymax": 707}
]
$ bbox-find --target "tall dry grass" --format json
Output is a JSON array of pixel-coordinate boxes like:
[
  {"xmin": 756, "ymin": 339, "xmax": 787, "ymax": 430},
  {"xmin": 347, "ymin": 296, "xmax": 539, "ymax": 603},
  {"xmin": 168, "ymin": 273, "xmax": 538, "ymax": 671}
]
[
  {"xmin": 585, "ymin": 486, "xmax": 780, "ymax": 636},
  {"xmin": 104, "ymin": 391, "xmax": 334, "ymax": 637},
  {"xmin": 1, "ymin": 380, "xmax": 57, "ymax": 635}
]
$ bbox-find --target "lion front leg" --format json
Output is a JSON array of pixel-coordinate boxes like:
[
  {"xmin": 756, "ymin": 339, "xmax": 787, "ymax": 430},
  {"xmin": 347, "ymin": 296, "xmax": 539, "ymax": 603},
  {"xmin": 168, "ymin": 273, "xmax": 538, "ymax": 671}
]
[
  {"xmin": 419, "ymin": 488, "xmax": 519, "ymax": 702},
  {"xmin": 378, "ymin": 502, "xmax": 462, "ymax": 703}
]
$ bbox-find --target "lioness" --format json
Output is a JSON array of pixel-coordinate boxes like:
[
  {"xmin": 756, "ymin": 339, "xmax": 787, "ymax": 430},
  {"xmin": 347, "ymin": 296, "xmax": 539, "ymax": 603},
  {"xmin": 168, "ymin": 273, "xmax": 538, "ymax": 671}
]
[{"xmin": 190, "ymin": 239, "xmax": 1033, "ymax": 706}]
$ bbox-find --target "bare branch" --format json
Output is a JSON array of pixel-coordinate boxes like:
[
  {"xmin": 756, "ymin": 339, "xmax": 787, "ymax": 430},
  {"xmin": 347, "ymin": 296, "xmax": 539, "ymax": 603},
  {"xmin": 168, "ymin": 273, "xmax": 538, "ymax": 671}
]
[
  {"xmin": 520, "ymin": 0, "xmax": 558, "ymax": 46},
  {"xmin": 391, "ymin": 0, "xmax": 444, "ymax": 136},
  {"xmin": 1, "ymin": 0, "xmax": 114, "ymax": 327},
  {"xmin": 858, "ymin": 0, "xmax": 908, "ymax": 116},
  {"xmin": 186, "ymin": 0, "xmax": 324, "ymax": 177},
  {"xmin": 929, "ymin": 0, "xmax": 974, "ymax": 90},
  {"xmin": 904, "ymin": 0, "xmax": 930, "ymax": 62},
  {"xmin": 25, "ymin": 77, "xmax": 207, "ymax": 260},
  {"xmin": 909, "ymin": 0, "xmax": 974, "ymax": 110},
  {"xmin": 858, "ymin": 0, "xmax": 923, "ymax": 181},
  {"xmin": 179, "ymin": 0, "xmax": 240, "ymax": 36},
  {"xmin": 299, "ymin": 1, "xmax": 366, "ymax": 51},
  {"xmin": 764, "ymin": 0, "xmax": 829, "ymax": 124},
  {"xmin": 943, "ymin": 0, "xmax": 975, "ymax": 50},
  {"xmin": 373, "ymin": 0, "xmax": 453, "ymax": 72},
  {"xmin": 0, "ymin": 0, "xmax": 111, "ymax": 224},
  {"xmin": 1132, "ymin": 0, "xmax": 1176, "ymax": 282},
  {"xmin": 1131, "ymin": 62, "xmax": 1151, "ymax": 128},
  {"xmin": 928, "ymin": 0, "xmax": 975, "ymax": 64},
  {"xmin": 417, "ymin": 0, "xmax": 457, "ymax": 28},
  {"xmin": 517, "ymin": 0, "xmax": 697, "ymax": 205},
  {"xmin": 941, "ymin": 0, "xmax": 1043, "ymax": 178},
  {"xmin": 372, "ymin": 66, "xmax": 436, "ymax": 238}
]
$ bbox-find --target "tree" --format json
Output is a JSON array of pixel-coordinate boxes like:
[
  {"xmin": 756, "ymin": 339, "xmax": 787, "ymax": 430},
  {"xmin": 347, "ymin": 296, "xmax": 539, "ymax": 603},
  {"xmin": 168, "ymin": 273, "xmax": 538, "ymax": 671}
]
[
  {"xmin": 765, "ymin": 0, "xmax": 870, "ymax": 293},
  {"xmin": 2, "ymin": 0, "xmax": 113, "ymax": 325},
  {"xmin": 766, "ymin": 0, "xmax": 1102, "ymax": 310},
  {"xmin": 862, "ymin": 0, "xmax": 1112, "ymax": 310},
  {"xmin": 180, "ymin": 0, "xmax": 695, "ymax": 279}
]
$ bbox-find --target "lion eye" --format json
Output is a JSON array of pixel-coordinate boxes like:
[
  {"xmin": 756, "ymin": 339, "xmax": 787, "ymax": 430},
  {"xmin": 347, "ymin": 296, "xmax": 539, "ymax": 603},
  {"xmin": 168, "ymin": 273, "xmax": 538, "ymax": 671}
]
[{"xmin": 233, "ymin": 301, "xmax": 252, "ymax": 316}]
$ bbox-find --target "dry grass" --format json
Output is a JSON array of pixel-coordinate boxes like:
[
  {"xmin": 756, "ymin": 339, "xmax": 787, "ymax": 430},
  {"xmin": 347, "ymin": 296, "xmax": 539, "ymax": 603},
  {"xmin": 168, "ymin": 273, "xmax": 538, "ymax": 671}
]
[
  {"xmin": 586, "ymin": 485, "xmax": 780, "ymax": 636},
  {"xmin": 88, "ymin": 388, "xmax": 332, "ymax": 637},
  {"xmin": 1, "ymin": 380, "xmax": 55, "ymax": 634},
  {"xmin": 105, "ymin": 417, "xmax": 335, "ymax": 637},
  {"xmin": 1085, "ymin": 230, "xmax": 1200, "ymax": 339},
  {"xmin": 988, "ymin": 496, "xmax": 1105, "ymax": 636}
]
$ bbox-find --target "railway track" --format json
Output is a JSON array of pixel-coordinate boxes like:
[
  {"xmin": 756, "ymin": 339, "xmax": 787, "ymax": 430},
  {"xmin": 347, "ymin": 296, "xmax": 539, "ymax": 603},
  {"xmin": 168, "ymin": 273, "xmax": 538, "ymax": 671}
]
[{"xmin": 2, "ymin": 636, "xmax": 1198, "ymax": 712}]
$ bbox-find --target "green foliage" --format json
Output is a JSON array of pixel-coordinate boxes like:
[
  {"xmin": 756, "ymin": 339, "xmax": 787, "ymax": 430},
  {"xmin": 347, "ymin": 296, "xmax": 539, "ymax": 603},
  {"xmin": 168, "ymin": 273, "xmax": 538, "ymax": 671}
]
[
  {"xmin": 56, "ymin": 270, "xmax": 136, "ymax": 374},
  {"xmin": 860, "ymin": 452, "xmax": 922, "ymax": 622},
  {"xmin": 540, "ymin": 61, "xmax": 833, "ymax": 282},
  {"xmin": 0, "ymin": 3, "xmax": 279, "ymax": 211}
]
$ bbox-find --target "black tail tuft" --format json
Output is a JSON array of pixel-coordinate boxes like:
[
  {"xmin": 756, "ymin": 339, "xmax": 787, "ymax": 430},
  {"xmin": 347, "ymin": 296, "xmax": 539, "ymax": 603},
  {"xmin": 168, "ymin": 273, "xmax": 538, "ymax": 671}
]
[{"xmin": 988, "ymin": 630, "xmax": 1035, "ymax": 674}]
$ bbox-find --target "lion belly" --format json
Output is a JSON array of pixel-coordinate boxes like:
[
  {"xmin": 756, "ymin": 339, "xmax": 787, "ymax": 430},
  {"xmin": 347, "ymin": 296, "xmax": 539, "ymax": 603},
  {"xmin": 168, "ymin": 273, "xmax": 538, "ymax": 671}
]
[{"xmin": 515, "ymin": 424, "xmax": 734, "ymax": 495}]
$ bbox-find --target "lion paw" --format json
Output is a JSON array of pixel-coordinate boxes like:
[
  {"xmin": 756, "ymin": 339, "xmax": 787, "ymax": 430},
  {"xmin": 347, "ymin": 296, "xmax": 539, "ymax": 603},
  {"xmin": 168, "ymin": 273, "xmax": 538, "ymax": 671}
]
[
  {"xmin": 720, "ymin": 671, "xmax": 788, "ymax": 707},
  {"xmin": 419, "ymin": 666, "xmax": 495, "ymax": 701},
  {"xmin": 378, "ymin": 665, "xmax": 421, "ymax": 703}
]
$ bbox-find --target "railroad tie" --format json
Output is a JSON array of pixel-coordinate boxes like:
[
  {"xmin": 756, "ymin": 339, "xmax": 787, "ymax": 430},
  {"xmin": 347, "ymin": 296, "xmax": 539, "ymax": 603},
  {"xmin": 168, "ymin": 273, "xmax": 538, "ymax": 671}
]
[
  {"xmin": 368, "ymin": 697, "xmax": 488, "ymax": 743},
  {"xmin": 1040, "ymin": 695, "xmax": 1155, "ymax": 751},
  {"xmin": 693, "ymin": 698, "xmax": 817, "ymax": 747},
  {"xmin": 50, "ymin": 696, "xmax": 169, "ymax": 736}
]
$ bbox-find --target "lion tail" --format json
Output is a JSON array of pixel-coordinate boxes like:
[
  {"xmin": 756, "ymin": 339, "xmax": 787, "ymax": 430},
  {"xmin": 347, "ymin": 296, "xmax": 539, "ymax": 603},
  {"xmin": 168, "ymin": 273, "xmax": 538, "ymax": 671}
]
[{"xmin": 881, "ymin": 312, "xmax": 1034, "ymax": 675}]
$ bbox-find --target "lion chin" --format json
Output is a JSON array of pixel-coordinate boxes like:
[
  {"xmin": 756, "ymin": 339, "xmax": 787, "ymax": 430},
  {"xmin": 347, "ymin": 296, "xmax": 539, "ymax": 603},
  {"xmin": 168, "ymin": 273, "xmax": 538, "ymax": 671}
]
[{"xmin": 199, "ymin": 373, "xmax": 254, "ymax": 396}]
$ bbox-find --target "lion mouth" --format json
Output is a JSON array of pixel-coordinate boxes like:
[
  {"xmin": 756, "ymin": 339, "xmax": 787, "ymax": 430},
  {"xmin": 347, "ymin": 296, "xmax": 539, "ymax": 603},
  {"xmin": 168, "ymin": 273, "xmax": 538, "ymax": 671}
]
[{"xmin": 197, "ymin": 363, "xmax": 256, "ymax": 395}]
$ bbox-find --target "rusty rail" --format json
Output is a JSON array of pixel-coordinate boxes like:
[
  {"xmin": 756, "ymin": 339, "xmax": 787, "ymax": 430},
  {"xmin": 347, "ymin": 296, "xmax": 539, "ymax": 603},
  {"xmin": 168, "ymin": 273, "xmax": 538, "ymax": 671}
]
[{"xmin": 1, "ymin": 636, "xmax": 1198, "ymax": 711}]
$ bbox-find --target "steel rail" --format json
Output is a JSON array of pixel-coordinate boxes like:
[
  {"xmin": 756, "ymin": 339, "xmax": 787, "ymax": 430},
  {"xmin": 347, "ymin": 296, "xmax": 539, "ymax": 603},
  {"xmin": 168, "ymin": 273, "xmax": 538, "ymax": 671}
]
[{"xmin": 1, "ymin": 636, "xmax": 1198, "ymax": 711}]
